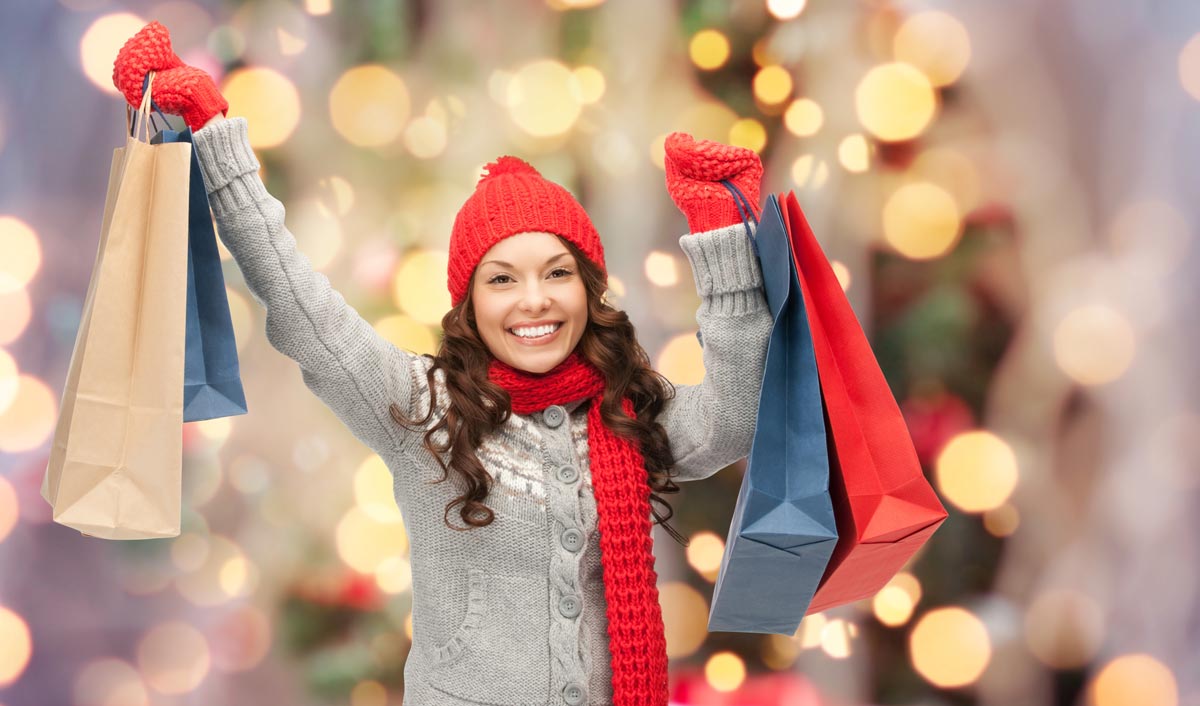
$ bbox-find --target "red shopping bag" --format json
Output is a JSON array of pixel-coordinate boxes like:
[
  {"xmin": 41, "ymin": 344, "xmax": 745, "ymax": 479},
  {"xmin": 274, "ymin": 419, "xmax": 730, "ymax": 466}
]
[{"xmin": 779, "ymin": 191, "xmax": 948, "ymax": 614}]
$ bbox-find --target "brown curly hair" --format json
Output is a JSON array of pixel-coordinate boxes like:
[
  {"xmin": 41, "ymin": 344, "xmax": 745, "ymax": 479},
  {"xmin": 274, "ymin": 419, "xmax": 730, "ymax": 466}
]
[{"xmin": 388, "ymin": 236, "xmax": 689, "ymax": 546}]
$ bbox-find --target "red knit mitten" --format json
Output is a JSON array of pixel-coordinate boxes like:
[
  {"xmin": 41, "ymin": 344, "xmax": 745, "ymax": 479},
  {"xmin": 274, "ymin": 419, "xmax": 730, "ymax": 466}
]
[
  {"xmin": 148, "ymin": 65, "xmax": 229, "ymax": 132},
  {"xmin": 112, "ymin": 21, "xmax": 183, "ymax": 108},
  {"xmin": 112, "ymin": 22, "xmax": 229, "ymax": 132},
  {"xmin": 664, "ymin": 132, "xmax": 763, "ymax": 233}
]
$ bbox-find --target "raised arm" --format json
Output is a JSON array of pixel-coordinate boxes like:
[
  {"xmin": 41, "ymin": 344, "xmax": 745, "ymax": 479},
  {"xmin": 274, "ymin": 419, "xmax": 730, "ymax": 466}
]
[
  {"xmin": 113, "ymin": 22, "xmax": 429, "ymax": 456},
  {"xmin": 657, "ymin": 133, "xmax": 772, "ymax": 482}
]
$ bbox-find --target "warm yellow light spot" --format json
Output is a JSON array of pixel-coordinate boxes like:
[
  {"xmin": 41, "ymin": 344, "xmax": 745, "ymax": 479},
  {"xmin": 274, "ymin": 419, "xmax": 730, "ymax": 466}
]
[
  {"xmin": 403, "ymin": 116, "xmax": 447, "ymax": 159},
  {"xmin": 894, "ymin": 11, "xmax": 971, "ymax": 87},
  {"xmin": 570, "ymin": 65, "xmax": 606, "ymax": 104},
  {"xmin": 171, "ymin": 533, "xmax": 211, "ymax": 573},
  {"xmin": 137, "ymin": 622, "xmax": 211, "ymax": 694},
  {"xmin": 304, "ymin": 0, "xmax": 332, "ymax": 15},
  {"xmin": 0, "ymin": 348, "xmax": 16, "ymax": 415},
  {"xmin": 644, "ymin": 251, "xmax": 679, "ymax": 287},
  {"xmin": 0, "ymin": 476, "xmax": 16, "ymax": 544},
  {"xmin": 0, "ymin": 375, "xmax": 55, "ymax": 453},
  {"xmin": 354, "ymin": 454, "xmax": 403, "ymax": 524},
  {"xmin": 830, "ymin": 260, "xmax": 852, "ymax": 292},
  {"xmin": 983, "ymin": 504, "xmax": 1019, "ymax": 536},
  {"xmin": 783, "ymin": 98, "xmax": 823, "ymax": 137},
  {"xmin": 660, "ymin": 582, "xmax": 709, "ymax": 658},
  {"xmin": 329, "ymin": 65, "xmax": 411, "ymax": 147},
  {"xmin": 392, "ymin": 250, "xmax": 451, "ymax": 327},
  {"xmin": 192, "ymin": 416, "xmax": 233, "ymax": 446},
  {"xmin": 685, "ymin": 531, "xmax": 724, "ymax": 580},
  {"xmin": 1091, "ymin": 654, "xmax": 1178, "ymax": 706},
  {"xmin": 797, "ymin": 612, "xmax": 826, "ymax": 648},
  {"xmin": 507, "ymin": 60, "xmax": 582, "ymax": 137},
  {"xmin": 675, "ymin": 102, "xmax": 741, "ymax": 150},
  {"xmin": 1053, "ymin": 305, "xmax": 1136, "ymax": 386},
  {"xmin": 820, "ymin": 618, "xmax": 856, "ymax": 658},
  {"xmin": 839, "ymin": 134, "xmax": 871, "ymax": 172},
  {"xmin": 690, "ymin": 29, "xmax": 731, "ymax": 71},
  {"xmin": 728, "ymin": 118, "xmax": 767, "ymax": 153},
  {"xmin": 766, "ymin": 0, "xmax": 808, "ymax": 20},
  {"xmin": 175, "ymin": 534, "xmax": 255, "ymax": 604},
  {"xmin": 753, "ymin": 65, "xmax": 793, "ymax": 105},
  {"xmin": 373, "ymin": 315, "xmax": 438, "ymax": 356},
  {"xmin": 225, "ymin": 287, "xmax": 253, "ymax": 354},
  {"xmin": 287, "ymin": 198, "xmax": 343, "ymax": 271},
  {"xmin": 882, "ymin": 182, "xmax": 961, "ymax": 259},
  {"xmin": 935, "ymin": 430, "xmax": 1019, "ymax": 513},
  {"xmin": 375, "ymin": 556, "xmax": 413, "ymax": 595},
  {"xmin": 0, "ymin": 217, "xmax": 41, "ymax": 293},
  {"xmin": 316, "ymin": 175, "xmax": 356, "ymax": 216},
  {"xmin": 657, "ymin": 333, "xmax": 704, "ymax": 386},
  {"xmin": 73, "ymin": 658, "xmax": 148, "ymax": 706},
  {"xmin": 0, "ymin": 605, "xmax": 31, "ymax": 686},
  {"xmin": 874, "ymin": 585, "xmax": 916, "ymax": 626},
  {"xmin": 222, "ymin": 67, "xmax": 301, "ymax": 149},
  {"xmin": 350, "ymin": 679, "xmax": 389, "ymax": 706},
  {"xmin": 1178, "ymin": 33, "xmax": 1200, "ymax": 101},
  {"xmin": 763, "ymin": 632, "xmax": 802, "ymax": 669},
  {"xmin": 704, "ymin": 651, "xmax": 746, "ymax": 693},
  {"xmin": 547, "ymin": 0, "xmax": 606, "ymax": 8},
  {"xmin": 911, "ymin": 148, "xmax": 982, "ymax": 213},
  {"xmin": 1025, "ymin": 589, "xmax": 1104, "ymax": 669},
  {"xmin": 856, "ymin": 62, "xmax": 938, "ymax": 141},
  {"xmin": 336, "ymin": 506, "xmax": 409, "ymax": 574},
  {"xmin": 0, "ymin": 289, "xmax": 30, "ymax": 346},
  {"xmin": 219, "ymin": 556, "xmax": 249, "ymax": 597},
  {"xmin": 80, "ymin": 13, "xmax": 146, "ymax": 95},
  {"xmin": 276, "ymin": 27, "xmax": 307, "ymax": 55},
  {"xmin": 910, "ymin": 607, "xmax": 991, "ymax": 687}
]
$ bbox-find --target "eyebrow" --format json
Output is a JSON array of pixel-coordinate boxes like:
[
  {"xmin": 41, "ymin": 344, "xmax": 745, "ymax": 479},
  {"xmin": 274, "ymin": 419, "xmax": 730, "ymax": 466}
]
[{"xmin": 480, "ymin": 253, "xmax": 572, "ymax": 268}]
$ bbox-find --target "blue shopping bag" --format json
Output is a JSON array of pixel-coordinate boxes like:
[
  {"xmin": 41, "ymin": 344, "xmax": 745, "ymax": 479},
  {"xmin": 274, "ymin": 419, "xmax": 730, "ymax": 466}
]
[
  {"xmin": 707, "ymin": 189, "xmax": 837, "ymax": 635},
  {"xmin": 150, "ymin": 123, "xmax": 248, "ymax": 422}
]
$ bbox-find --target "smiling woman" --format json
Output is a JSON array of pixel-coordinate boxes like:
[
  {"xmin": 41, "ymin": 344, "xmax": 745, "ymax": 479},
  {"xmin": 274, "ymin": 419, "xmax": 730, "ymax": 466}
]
[{"xmin": 471, "ymin": 232, "xmax": 589, "ymax": 375}]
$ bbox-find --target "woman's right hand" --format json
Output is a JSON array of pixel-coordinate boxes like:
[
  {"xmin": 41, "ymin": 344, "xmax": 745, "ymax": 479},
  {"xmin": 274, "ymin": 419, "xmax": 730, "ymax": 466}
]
[{"xmin": 113, "ymin": 21, "xmax": 229, "ymax": 132}]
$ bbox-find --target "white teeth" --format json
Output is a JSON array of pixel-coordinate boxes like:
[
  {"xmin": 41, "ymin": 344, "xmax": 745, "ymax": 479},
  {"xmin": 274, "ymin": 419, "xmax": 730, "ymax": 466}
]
[{"xmin": 511, "ymin": 323, "xmax": 560, "ymax": 338}]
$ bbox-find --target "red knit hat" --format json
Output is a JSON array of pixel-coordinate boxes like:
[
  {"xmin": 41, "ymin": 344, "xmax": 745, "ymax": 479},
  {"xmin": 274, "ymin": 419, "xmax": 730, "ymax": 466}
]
[{"xmin": 448, "ymin": 157, "xmax": 606, "ymax": 307}]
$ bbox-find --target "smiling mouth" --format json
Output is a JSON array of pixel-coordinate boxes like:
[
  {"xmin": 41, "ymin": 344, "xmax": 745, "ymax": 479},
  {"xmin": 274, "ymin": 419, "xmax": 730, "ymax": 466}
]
[{"xmin": 508, "ymin": 322, "xmax": 563, "ymax": 343}]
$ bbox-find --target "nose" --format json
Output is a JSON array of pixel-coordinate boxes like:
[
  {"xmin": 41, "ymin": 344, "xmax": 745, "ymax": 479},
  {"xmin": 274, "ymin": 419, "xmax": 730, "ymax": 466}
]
[{"xmin": 518, "ymin": 281, "xmax": 551, "ymax": 312}]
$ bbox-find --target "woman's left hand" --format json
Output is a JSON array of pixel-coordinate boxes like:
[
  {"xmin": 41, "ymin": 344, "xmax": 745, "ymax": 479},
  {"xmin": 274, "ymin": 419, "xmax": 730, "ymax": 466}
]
[{"xmin": 663, "ymin": 132, "xmax": 763, "ymax": 233}]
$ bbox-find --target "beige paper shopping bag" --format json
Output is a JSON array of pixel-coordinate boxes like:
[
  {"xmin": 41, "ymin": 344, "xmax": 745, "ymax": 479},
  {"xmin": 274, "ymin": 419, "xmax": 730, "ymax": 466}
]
[{"xmin": 43, "ymin": 73, "xmax": 192, "ymax": 539}]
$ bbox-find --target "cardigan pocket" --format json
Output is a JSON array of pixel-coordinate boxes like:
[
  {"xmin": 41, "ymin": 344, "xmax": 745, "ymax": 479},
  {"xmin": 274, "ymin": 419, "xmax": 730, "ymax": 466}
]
[{"xmin": 427, "ymin": 568, "xmax": 551, "ymax": 705}]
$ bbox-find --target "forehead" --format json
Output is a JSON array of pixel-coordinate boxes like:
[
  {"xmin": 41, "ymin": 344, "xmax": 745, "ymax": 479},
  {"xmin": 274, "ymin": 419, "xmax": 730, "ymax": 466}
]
[{"xmin": 480, "ymin": 232, "xmax": 572, "ymax": 266}]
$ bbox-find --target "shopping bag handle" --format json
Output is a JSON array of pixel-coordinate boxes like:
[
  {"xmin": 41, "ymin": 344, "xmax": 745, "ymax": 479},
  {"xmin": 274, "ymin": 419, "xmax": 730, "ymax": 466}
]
[
  {"xmin": 125, "ymin": 72, "xmax": 172, "ymax": 141},
  {"xmin": 720, "ymin": 179, "xmax": 760, "ymax": 260}
]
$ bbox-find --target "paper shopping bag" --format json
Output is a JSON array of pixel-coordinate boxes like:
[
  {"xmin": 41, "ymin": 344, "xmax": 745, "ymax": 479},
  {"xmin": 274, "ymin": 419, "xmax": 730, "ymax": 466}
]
[
  {"xmin": 42, "ymin": 74, "xmax": 191, "ymax": 539},
  {"xmin": 707, "ymin": 191, "xmax": 838, "ymax": 635},
  {"xmin": 780, "ymin": 191, "xmax": 948, "ymax": 613},
  {"xmin": 151, "ymin": 127, "xmax": 248, "ymax": 422}
]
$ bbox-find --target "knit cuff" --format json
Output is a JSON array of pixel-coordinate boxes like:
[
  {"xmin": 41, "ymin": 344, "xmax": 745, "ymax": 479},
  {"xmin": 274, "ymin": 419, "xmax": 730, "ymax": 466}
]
[
  {"xmin": 191, "ymin": 116, "xmax": 269, "ymax": 217},
  {"xmin": 678, "ymin": 221, "xmax": 766, "ymax": 317}
]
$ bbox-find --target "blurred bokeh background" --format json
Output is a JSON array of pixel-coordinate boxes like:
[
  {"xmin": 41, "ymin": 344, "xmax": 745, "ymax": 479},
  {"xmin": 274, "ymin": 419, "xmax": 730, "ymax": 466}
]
[{"xmin": 1, "ymin": 0, "xmax": 1198, "ymax": 705}]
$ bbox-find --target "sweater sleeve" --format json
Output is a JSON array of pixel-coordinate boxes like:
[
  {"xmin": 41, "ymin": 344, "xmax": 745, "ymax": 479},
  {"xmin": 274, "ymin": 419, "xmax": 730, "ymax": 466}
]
[
  {"xmin": 660, "ymin": 222, "xmax": 772, "ymax": 483},
  {"xmin": 191, "ymin": 117, "xmax": 426, "ymax": 456}
]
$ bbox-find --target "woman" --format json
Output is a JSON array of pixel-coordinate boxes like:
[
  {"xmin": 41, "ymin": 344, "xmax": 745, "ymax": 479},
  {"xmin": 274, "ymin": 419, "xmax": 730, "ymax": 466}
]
[{"xmin": 114, "ymin": 22, "xmax": 772, "ymax": 706}]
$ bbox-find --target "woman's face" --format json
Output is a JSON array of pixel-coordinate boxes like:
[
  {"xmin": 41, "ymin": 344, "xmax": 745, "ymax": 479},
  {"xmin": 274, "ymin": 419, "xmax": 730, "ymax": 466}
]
[{"xmin": 470, "ymin": 231, "xmax": 588, "ymax": 374}]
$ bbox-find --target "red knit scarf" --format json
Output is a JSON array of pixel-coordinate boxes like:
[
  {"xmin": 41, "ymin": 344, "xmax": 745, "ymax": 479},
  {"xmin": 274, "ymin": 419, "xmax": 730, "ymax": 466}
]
[{"xmin": 487, "ymin": 349, "xmax": 669, "ymax": 706}]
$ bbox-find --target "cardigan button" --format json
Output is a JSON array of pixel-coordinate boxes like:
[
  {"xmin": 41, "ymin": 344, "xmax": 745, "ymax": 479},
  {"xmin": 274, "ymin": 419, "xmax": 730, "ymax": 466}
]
[
  {"xmin": 543, "ymin": 405, "xmax": 565, "ymax": 428},
  {"xmin": 560, "ymin": 527, "xmax": 584, "ymax": 552},
  {"xmin": 558, "ymin": 594, "xmax": 582, "ymax": 619},
  {"xmin": 555, "ymin": 464, "xmax": 579, "ymax": 484},
  {"xmin": 562, "ymin": 681, "xmax": 586, "ymax": 705}
]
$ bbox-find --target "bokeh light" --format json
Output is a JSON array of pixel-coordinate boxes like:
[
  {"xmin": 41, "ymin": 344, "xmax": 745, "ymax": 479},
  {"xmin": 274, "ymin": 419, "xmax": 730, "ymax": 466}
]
[
  {"xmin": 783, "ymin": 98, "xmax": 824, "ymax": 137},
  {"xmin": 893, "ymin": 11, "xmax": 972, "ymax": 87},
  {"xmin": 909, "ymin": 607, "xmax": 991, "ymax": 687},
  {"xmin": 983, "ymin": 504, "xmax": 1020, "ymax": 537},
  {"xmin": 354, "ymin": 454, "xmax": 403, "ymax": 523},
  {"xmin": 373, "ymin": 315, "xmax": 438, "ymax": 357},
  {"xmin": 820, "ymin": 618, "xmax": 857, "ymax": 658},
  {"xmin": 791, "ymin": 155, "xmax": 830, "ymax": 189},
  {"xmin": 1109, "ymin": 199, "xmax": 1191, "ymax": 277},
  {"xmin": 753, "ymin": 66, "xmax": 793, "ymax": 105},
  {"xmin": 375, "ymin": 556, "xmax": 413, "ymax": 594},
  {"xmin": 329, "ymin": 65, "xmax": 411, "ymax": 147},
  {"xmin": 225, "ymin": 287, "xmax": 254, "ymax": 354},
  {"xmin": 570, "ymin": 65, "xmax": 606, "ymax": 104},
  {"xmin": 506, "ymin": 60, "xmax": 583, "ymax": 137},
  {"xmin": 657, "ymin": 332, "xmax": 704, "ymax": 386},
  {"xmin": 689, "ymin": 30, "xmax": 731, "ymax": 71},
  {"xmin": 288, "ymin": 198, "xmax": 344, "ymax": 271},
  {"xmin": 644, "ymin": 251, "xmax": 679, "ymax": 287},
  {"xmin": 351, "ymin": 679, "xmax": 389, "ymax": 706},
  {"xmin": 0, "ymin": 288, "xmax": 30, "ymax": 345},
  {"xmin": 336, "ymin": 506, "xmax": 409, "ymax": 574},
  {"xmin": 80, "ymin": 13, "xmax": 146, "ymax": 95},
  {"xmin": 685, "ymin": 530, "xmax": 724, "ymax": 581},
  {"xmin": 392, "ymin": 249, "xmax": 451, "ymax": 327},
  {"xmin": 729, "ymin": 118, "xmax": 767, "ymax": 152},
  {"xmin": 830, "ymin": 260, "xmax": 852, "ymax": 292},
  {"xmin": 660, "ymin": 582, "xmax": 709, "ymax": 658},
  {"xmin": 175, "ymin": 534, "xmax": 257, "ymax": 605},
  {"xmin": 0, "ymin": 605, "xmax": 31, "ymax": 687},
  {"xmin": 72, "ymin": 658, "xmax": 148, "ymax": 706},
  {"xmin": 0, "ymin": 216, "xmax": 42, "ymax": 293},
  {"xmin": 704, "ymin": 651, "xmax": 746, "ymax": 693},
  {"xmin": 223, "ymin": 67, "xmax": 302, "ymax": 149},
  {"xmin": 882, "ymin": 182, "xmax": 962, "ymax": 259},
  {"xmin": 1090, "ymin": 654, "xmax": 1178, "ymax": 706},
  {"xmin": 1053, "ymin": 305, "xmax": 1136, "ymax": 385},
  {"xmin": 874, "ymin": 572, "xmax": 922, "ymax": 627},
  {"xmin": 403, "ymin": 116, "xmax": 447, "ymax": 159},
  {"xmin": 766, "ymin": 0, "xmax": 808, "ymax": 21},
  {"xmin": 935, "ymin": 430, "xmax": 1020, "ymax": 513},
  {"xmin": 911, "ymin": 148, "xmax": 983, "ymax": 213},
  {"xmin": 0, "ymin": 375, "xmax": 56, "ymax": 453},
  {"xmin": 0, "ymin": 348, "xmax": 17, "ymax": 415},
  {"xmin": 1178, "ymin": 33, "xmax": 1200, "ymax": 101},
  {"xmin": 137, "ymin": 621, "xmax": 211, "ymax": 694},
  {"xmin": 797, "ymin": 612, "xmax": 826, "ymax": 648},
  {"xmin": 0, "ymin": 476, "xmax": 17, "ymax": 544},
  {"xmin": 856, "ymin": 62, "xmax": 938, "ymax": 142}
]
